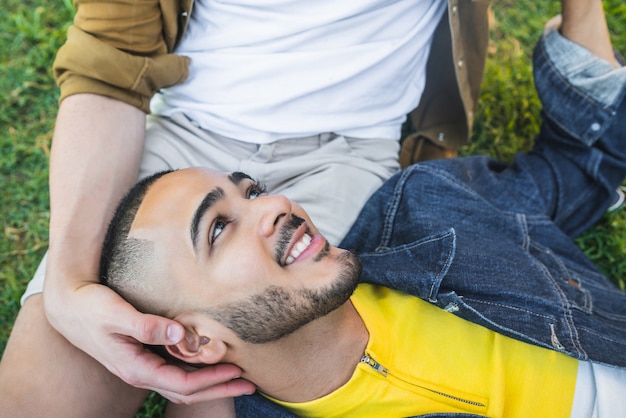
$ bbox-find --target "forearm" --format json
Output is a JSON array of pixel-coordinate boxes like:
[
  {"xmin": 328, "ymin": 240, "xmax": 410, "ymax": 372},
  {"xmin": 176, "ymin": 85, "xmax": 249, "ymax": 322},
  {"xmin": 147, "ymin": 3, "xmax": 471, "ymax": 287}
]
[
  {"xmin": 39, "ymin": 94, "xmax": 256, "ymax": 402},
  {"xmin": 560, "ymin": 0, "xmax": 619, "ymax": 67},
  {"xmin": 45, "ymin": 94, "xmax": 145, "ymax": 302}
]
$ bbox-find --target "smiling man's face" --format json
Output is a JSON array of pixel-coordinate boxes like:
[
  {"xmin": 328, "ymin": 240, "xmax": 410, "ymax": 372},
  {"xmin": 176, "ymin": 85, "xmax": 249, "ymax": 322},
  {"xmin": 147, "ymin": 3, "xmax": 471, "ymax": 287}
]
[{"xmin": 129, "ymin": 168, "xmax": 361, "ymax": 343}]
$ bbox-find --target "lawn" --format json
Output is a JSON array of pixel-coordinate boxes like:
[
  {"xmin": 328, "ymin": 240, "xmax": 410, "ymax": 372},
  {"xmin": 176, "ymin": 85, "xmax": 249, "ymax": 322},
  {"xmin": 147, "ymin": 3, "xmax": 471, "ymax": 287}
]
[{"xmin": 1, "ymin": 0, "xmax": 625, "ymax": 416}]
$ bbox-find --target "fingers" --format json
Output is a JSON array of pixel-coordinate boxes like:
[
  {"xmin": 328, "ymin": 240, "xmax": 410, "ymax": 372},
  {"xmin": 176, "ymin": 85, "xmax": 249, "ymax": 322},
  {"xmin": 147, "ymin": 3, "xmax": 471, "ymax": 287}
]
[
  {"xmin": 105, "ymin": 310, "xmax": 256, "ymax": 402},
  {"xmin": 150, "ymin": 366, "xmax": 257, "ymax": 404},
  {"xmin": 43, "ymin": 284, "xmax": 252, "ymax": 405},
  {"xmin": 114, "ymin": 345, "xmax": 256, "ymax": 403},
  {"xmin": 104, "ymin": 301, "xmax": 185, "ymax": 346},
  {"xmin": 137, "ymin": 314, "xmax": 185, "ymax": 345}
]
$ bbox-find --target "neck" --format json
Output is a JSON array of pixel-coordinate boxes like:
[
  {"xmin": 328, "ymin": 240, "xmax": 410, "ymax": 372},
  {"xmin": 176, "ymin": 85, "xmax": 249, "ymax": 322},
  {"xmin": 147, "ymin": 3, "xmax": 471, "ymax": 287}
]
[{"xmin": 229, "ymin": 300, "xmax": 368, "ymax": 402}]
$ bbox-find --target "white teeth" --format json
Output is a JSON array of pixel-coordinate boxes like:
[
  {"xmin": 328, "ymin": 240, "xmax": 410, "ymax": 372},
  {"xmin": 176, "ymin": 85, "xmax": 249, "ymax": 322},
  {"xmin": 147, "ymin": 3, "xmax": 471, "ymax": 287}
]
[{"xmin": 285, "ymin": 233, "xmax": 312, "ymax": 265}]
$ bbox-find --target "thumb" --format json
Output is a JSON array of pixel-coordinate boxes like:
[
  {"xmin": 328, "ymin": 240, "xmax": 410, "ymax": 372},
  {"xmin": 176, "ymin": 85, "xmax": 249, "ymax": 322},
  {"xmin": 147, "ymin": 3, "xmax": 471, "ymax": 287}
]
[{"xmin": 131, "ymin": 313, "xmax": 185, "ymax": 346}]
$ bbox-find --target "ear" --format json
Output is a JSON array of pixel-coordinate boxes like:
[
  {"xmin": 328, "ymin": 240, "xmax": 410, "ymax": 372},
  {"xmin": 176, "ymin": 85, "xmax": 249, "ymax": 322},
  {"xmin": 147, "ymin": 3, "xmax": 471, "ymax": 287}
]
[{"xmin": 166, "ymin": 327, "xmax": 229, "ymax": 365}]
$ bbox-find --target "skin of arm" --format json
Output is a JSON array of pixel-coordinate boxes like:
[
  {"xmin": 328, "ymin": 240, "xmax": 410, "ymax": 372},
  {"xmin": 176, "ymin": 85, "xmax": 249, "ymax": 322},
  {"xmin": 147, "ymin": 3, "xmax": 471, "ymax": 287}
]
[
  {"xmin": 42, "ymin": 93, "xmax": 254, "ymax": 403},
  {"xmin": 560, "ymin": 0, "xmax": 619, "ymax": 68},
  {"xmin": 45, "ymin": 94, "xmax": 145, "ymax": 304}
]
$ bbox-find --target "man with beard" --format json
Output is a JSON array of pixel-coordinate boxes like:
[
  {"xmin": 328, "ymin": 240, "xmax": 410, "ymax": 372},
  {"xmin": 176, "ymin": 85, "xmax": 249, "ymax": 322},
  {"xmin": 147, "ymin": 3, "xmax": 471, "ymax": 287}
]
[
  {"xmin": 0, "ymin": 0, "xmax": 488, "ymax": 414},
  {"xmin": 99, "ymin": 10, "xmax": 626, "ymax": 409},
  {"xmin": 101, "ymin": 162, "xmax": 626, "ymax": 417}
]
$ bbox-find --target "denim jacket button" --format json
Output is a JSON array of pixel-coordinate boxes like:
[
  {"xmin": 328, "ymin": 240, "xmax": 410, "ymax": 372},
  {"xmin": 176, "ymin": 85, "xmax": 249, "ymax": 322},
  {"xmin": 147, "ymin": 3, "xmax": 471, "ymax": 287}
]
[
  {"xmin": 567, "ymin": 278, "xmax": 580, "ymax": 288},
  {"xmin": 590, "ymin": 122, "xmax": 601, "ymax": 132}
]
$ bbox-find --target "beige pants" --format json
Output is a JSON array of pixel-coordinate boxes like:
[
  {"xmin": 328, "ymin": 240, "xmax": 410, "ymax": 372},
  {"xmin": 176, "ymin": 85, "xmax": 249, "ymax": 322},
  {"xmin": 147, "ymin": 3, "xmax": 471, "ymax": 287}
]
[{"xmin": 22, "ymin": 112, "xmax": 400, "ymax": 303}]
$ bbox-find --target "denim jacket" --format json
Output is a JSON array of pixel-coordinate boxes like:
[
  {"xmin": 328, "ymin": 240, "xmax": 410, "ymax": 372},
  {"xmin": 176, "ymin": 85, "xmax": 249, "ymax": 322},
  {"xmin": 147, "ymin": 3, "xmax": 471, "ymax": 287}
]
[{"xmin": 235, "ymin": 30, "xmax": 626, "ymax": 417}]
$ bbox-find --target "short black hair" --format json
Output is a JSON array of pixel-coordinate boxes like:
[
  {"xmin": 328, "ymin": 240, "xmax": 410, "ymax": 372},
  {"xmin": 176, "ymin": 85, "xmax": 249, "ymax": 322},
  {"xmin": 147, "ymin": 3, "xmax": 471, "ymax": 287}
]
[{"xmin": 99, "ymin": 170, "xmax": 174, "ymax": 313}]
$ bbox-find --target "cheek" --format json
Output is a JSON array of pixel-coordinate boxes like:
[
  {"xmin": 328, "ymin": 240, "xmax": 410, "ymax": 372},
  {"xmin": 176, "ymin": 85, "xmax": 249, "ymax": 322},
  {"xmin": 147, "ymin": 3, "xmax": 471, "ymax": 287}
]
[{"xmin": 211, "ymin": 245, "xmax": 280, "ymax": 298}]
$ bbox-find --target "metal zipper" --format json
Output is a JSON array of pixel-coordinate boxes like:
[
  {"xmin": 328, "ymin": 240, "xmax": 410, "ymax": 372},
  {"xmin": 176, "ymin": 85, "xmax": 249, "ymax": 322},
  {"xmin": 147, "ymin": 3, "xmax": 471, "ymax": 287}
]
[
  {"xmin": 424, "ymin": 388, "xmax": 486, "ymax": 407},
  {"xmin": 360, "ymin": 353, "xmax": 485, "ymax": 407},
  {"xmin": 360, "ymin": 353, "xmax": 389, "ymax": 377}
]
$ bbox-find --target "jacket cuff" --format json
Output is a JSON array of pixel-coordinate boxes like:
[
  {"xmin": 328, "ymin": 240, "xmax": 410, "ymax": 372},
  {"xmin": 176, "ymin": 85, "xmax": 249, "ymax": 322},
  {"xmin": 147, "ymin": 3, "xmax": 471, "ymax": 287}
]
[
  {"xmin": 53, "ymin": 26, "xmax": 190, "ymax": 113},
  {"xmin": 533, "ymin": 26, "xmax": 626, "ymax": 145},
  {"xmin": 543, "ymin": 27, "xmax": 626, "ymax": 108},
  {"xmin": 56, "ymin": 74, "xmax": 152, "ymax": 113}
]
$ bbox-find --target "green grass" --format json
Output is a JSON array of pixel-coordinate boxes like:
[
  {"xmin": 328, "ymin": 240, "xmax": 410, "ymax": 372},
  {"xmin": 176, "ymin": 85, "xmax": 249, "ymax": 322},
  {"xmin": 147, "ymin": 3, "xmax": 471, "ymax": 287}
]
[
  {"xmin": 1, "ymin": 0, "xmax": 71, "ymax": 349},
  {"xmin": 1, "ymin": 1, "xmax": 625, "ymax": 416}
]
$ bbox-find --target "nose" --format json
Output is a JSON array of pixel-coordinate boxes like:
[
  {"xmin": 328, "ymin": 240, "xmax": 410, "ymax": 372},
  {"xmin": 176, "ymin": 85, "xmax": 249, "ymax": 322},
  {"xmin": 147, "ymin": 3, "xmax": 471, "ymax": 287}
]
[{"xmin": 253, "ymin": 194, "xmax": 292, "ymax": 237}]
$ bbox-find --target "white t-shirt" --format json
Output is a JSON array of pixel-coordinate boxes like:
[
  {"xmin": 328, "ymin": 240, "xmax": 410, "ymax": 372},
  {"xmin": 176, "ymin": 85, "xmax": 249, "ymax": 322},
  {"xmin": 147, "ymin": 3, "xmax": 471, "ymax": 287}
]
[
  {"xmin": 152, "ymin": 0, "xmax": 447, "ymax": 143},
  {"xmin": 571, "ymin": 361, "xmax": 626, "ymax": 418}
]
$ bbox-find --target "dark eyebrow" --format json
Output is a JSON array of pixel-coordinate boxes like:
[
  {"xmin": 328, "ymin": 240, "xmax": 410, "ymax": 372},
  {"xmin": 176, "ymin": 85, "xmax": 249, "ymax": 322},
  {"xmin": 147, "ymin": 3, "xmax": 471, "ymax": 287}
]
[
  {"xmin": 190, "ymin": 187, "xmax": 225, "ymax": 253},
  {"xmin": 228, "ymin": 171, "xmax": 254, "ymax": 185},
  {"xmin": 190, "ymin": 172, "xmax": 258, "ymax": 254}
]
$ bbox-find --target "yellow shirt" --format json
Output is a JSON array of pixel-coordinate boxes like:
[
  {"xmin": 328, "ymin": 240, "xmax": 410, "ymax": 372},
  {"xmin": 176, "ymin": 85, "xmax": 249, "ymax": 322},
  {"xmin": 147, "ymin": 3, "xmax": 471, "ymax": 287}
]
[{"xmin": 270, "ymin": 284, "xmax": 578, "ymax": 417}]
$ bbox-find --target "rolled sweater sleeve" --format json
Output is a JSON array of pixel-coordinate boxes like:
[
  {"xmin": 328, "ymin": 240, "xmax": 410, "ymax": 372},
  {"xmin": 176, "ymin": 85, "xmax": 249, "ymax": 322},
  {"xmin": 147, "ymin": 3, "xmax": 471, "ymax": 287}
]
[{"xmin": 53, "ymin": 0, "xmax": 190, "ymax": 113}]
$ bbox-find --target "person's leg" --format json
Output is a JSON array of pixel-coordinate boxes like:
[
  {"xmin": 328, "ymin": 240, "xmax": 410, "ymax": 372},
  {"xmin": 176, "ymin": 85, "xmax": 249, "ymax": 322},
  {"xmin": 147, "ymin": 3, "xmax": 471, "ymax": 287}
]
[
  {"xmin": 246, "ymin": 135, "xmax": 400, "ymax": 245},
  {"xmin": 142, "ymin": 114, "xmax": 401, "ymax": 245},
  {"xmin": 139, "ymin": 112, "xmax": 259, "ymax": 180},
  {"xmin": 0, "ymin": 295, "xmax": 149, "ymax": 417},
  {"xmin": 164, "ymin": 398, "xmax": 235, "ymax": 418}
]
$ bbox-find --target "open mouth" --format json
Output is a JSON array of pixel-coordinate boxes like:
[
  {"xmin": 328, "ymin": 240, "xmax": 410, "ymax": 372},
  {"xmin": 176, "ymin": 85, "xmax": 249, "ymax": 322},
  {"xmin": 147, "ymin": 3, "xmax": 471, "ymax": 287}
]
[{"xmin": 285, "ymin": 232, "xmax": 312, "ymax": 265}]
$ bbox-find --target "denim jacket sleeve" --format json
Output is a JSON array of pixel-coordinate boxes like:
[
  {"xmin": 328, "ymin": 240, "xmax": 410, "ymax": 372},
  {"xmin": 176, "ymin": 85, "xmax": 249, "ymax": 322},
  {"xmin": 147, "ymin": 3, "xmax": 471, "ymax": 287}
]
[
  {"xmin": 425, "ymin": 28, "xmax": 626, "ymax": 238},
  {"xmin": 517, "ymin": 27, "xmax": 626, "ymax": 236}
]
